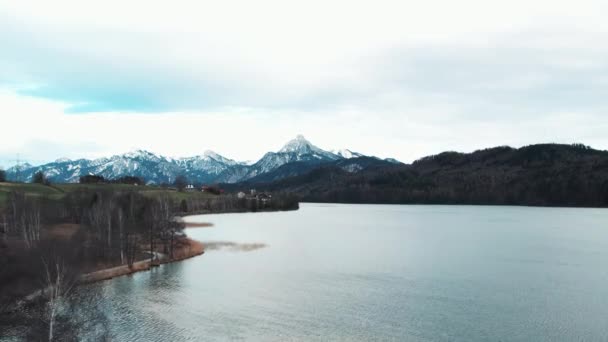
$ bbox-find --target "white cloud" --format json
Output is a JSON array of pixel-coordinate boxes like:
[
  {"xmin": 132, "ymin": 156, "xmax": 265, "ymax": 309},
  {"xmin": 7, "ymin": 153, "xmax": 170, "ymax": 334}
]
[
  {"xmin": 1, "ymin": 0, "xmax": 608, "ymax": 168},
  {"xmin": 1, "ymin": 89, "xmax": 607, "ymax": 170}
]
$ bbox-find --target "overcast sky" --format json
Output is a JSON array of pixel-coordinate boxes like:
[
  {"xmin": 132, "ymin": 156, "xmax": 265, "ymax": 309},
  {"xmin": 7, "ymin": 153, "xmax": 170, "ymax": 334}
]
[{"xmin": 1, "ymin": 0, "xmax": 608, "ymax": 168}]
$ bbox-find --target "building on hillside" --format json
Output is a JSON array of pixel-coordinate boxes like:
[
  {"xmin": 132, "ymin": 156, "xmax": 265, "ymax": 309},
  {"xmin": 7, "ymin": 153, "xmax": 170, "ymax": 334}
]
[
  {"xmin": 185, "ymin": 184, "xmax": 196, "ymax": 191},
  {"xmin": 237, "ymin": 191, "xmax": 246, "ymax": 199}
]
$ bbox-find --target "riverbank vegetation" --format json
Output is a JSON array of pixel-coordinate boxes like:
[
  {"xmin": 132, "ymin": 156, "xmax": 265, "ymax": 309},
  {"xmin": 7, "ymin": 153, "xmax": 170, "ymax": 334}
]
[{"xmin": 0, "ymin": 182, "xmax": 298, "ymax": 340}]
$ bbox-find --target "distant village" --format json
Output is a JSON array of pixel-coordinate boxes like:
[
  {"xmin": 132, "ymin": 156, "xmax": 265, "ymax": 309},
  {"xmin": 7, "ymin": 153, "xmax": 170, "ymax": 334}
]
[
  {"xmin": 185, "ymin": 184, "xmax": 272, "ymax": 204},
  {"xmin": 237, "ymin": 189, "xmax": 272, "ymax": 203}
]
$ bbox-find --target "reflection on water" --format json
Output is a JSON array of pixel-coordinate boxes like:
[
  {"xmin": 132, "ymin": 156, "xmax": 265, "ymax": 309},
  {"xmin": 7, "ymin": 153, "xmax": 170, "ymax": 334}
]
[{"xmin": 77, "ymin": 204, "xmax": 608, "ymax": 341}]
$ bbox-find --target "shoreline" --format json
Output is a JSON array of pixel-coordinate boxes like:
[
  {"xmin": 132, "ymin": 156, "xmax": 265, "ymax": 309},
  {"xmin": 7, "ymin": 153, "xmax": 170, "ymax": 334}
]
[
  {"xmin": 9, "ymin": 209, "xmax": 293, "ymax": 307},
  {"xmin": 80, "ymin": 238, "xmax": 205, "ymax": 284},
  {"xmin": 9, "ymin": 238, "xmax": 206, "ymax": 311},
  {"xmin": 176, "ymin": 206, "xmax": 299, "ymax": 218},
  {"xmin": 184, "ymin": 222, "xmax": 214, "ymax": 228}
]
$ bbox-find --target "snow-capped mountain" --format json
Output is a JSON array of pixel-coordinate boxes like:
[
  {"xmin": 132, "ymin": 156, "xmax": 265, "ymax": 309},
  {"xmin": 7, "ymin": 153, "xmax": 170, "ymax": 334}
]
[
  {"xmin": 241, "ymin": 135, "xmax": 341, "ymax": 179},
  {"xmin": 176, "ymin": 150, "xmax": 242, "ymax": 183},
  {"xmin": 331, "ymin": 149, "xmax": 365, "ymax": 159},
  {"xmin": 178, "ymin": 150, "xmax": 239, "ymax": 173},
  {"xmin": 5, "ymin": 136, "xmax": 400, "ymax": 184},
  {"xmin": 6, "ymin": 149, "xmax": 235, "ymax": 184},
  {"xmin": 279, "ymin": 135, "xmax": 341, "ymax": 159}
]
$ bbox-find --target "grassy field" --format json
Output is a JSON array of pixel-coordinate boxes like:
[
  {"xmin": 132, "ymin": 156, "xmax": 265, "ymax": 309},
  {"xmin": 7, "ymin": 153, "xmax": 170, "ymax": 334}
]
[
  {"xmin": 0, "ymin": 182, "xmax": 218, "ymax": 206},
  {"xmin": 138, "ymin": 188, "xmax": 218, "ymax": 202},
  {"xmin": 53, "ymin": 183, "xmax": 165, "ymax": 192},
  {"xmin": 0, "ymin": 182, "xmax": 64, "ymax": 195}
]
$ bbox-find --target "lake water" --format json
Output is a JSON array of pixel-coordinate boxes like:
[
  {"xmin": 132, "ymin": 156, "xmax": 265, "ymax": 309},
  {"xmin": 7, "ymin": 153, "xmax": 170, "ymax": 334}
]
[{"xmin": 79, "ymin": 203, "xmax": 608, "ymax": 341}]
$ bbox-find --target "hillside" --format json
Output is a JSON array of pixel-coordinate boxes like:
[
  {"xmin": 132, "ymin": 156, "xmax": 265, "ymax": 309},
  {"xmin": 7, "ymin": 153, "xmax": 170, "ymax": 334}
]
[
  {"xmin": 0, "ymin": 182, "xmax": 218, "ymax": 207},
  {"xmin": 234, "ymin": 144, "xmax": 608, "ymax": 207}
]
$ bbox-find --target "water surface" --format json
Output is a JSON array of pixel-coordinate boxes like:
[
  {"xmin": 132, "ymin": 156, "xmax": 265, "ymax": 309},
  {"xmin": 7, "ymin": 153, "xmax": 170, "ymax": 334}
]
[{"xmin": 80, "ymin": 203, "xmax": 608, "ymax": 341}]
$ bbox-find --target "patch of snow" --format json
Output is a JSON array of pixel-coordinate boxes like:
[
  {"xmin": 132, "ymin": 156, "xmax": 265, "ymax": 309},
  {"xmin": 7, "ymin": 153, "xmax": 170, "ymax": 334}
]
[{"xmin": 332, "ymin": 149, "xmax": 365, "ymax": 159}]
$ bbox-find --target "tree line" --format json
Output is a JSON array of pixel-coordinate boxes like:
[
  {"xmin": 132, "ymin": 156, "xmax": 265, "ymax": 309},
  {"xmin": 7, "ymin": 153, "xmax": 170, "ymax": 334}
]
[
  {"xmin": 0, "ymin": 189, "xmax": 182, "ymax": 340},
  {"xmin": 0, "ymin": 183, "xmax": 298, "ymax": 340},
  {"xmin": 252, "ymin": 143, "xmax": 608, "ymax": 207},
  {"xmin": 79, "ymin": 175, "xmax": 145, "ymax": 185},
  {"xmin": 176, "ymin": 192, "xmax": 299, "ymax": 215}
]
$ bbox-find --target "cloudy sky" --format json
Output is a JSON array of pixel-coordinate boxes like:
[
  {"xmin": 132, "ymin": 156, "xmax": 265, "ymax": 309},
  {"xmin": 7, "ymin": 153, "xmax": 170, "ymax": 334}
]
[{"xmin": 1, "ymin": 0, "xmax": 607, "ymax": 168}]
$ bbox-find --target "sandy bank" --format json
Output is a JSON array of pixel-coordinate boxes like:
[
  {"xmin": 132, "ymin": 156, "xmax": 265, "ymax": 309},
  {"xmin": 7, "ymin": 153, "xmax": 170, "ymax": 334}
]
[
  {"xmin": 184, "ymin": 222, "xmax": 214, "ymax": 228},
  {"xmin": 80, "ymin": 238, "xmax": 205, "ymax": 283},
  {"xmin": 173, "ymin": 216, "xmax": 214, "ymax": 228}
]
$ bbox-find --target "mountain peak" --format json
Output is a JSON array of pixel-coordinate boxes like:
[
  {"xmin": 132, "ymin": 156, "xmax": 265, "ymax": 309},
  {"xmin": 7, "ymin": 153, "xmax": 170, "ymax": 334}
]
[
  {"xmin": 121, "ymin": 149, "xmax": 164, "ymax": 162},
  {"xmin": 280, "ymin": 135, "xmax": 315, "ymax": 153},
  {"xmin": 203, "ymin": 150, "xmax": 221, "ymax": 159},
  {"xmin": 125, "ymin": 149, "xmax": 152, "ymax": 157}
]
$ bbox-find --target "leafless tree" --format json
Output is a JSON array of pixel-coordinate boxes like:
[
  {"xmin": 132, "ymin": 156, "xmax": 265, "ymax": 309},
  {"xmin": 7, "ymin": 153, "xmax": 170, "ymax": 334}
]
[
  {"xmin": 40, "ymin": 256, "xmax": 76, "ymax": 341},
  {"xmin": 23, "ymin": 207, "xmax": 41, "ymax": 249},
  {"xmin": 117, "ymin": 207, "xmax": 125, "ymax": 264},
  {"xmin": 1, "ymin": 213, "xmax": 7, "ymax": 243},
  {"xmin": 6, "ymin": 191, "xmax": 42, "ymax": 249}
]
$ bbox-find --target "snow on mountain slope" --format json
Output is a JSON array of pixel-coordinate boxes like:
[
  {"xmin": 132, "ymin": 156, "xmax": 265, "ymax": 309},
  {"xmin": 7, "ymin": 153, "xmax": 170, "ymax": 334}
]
[
  {"xmin": 279, "ymin": 135, "xmax": 340, "ymax": 159},
  {"xmin": 240, "ymin": 135, "xmax": 341, "ymax": 180},
  {"xmin": 4, "ymin": 136, "xmax": 397, "ymax": 184},
  {"xmin": 331, "ymin": 149, "xmax": 365, "ymax": 159},
  {"xmin": 5, "ymin": 150, "xmax": 236, "ymax": 184},
  {"xmin": 178, "ymin": 150, "xmax": 240, "ymax": 175}
]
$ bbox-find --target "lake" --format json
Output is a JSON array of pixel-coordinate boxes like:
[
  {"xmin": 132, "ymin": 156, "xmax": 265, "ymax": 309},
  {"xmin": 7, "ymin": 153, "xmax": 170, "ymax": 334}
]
[{"xmin": 78, "ymin": 203, "xmax": 608, "ymax": 341}]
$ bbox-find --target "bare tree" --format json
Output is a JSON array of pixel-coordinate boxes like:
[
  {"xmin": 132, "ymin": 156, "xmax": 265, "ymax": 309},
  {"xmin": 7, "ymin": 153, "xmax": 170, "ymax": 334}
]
[
  {"xmin": 105, "ymin": 200, "xmax": 114, "ymax": 252},
  {"xmin": 6, "ymin": 191, "xmax": 41, "ymax": 249},
  {"xmin": 150, "ymin": 195, "xmax": 179, "ymax": 261},
  {"xmin": 1, "ymin": 213, "xmax": 7, "ymax": 243},
  {"xmin": 117, "ymin": 207, "xmax": 125, "ymax": 265},
  {"xmin": 5, "ymin": 253, "xmax": 110, "ymax": 341},
  {"xmin": 40, "ymin": 256, "xmax": 76, "ymax": 341}
]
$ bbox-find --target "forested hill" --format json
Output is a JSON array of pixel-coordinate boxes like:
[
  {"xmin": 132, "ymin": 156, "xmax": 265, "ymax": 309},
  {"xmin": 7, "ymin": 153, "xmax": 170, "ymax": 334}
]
[{"xmin": 235, "ymin": 144, "xmax": 608, "ymax": 207}]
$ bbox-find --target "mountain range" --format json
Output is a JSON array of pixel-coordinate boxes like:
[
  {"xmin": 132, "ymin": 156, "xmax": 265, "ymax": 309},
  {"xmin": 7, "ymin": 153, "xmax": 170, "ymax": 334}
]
[
  {"xmin": 4, "ymin": 139, "xmax": 608, "ymax": 207},
  {"xmin": 4, "ymin": 135, "xmax": 400, "ymax": 184},
  {"xmin": 243, "ymin": 143, "xmax": 608, "ymax": 207}
]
